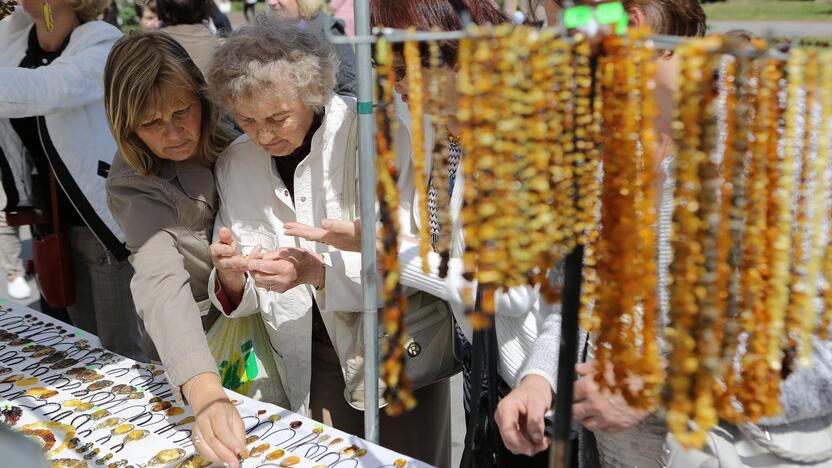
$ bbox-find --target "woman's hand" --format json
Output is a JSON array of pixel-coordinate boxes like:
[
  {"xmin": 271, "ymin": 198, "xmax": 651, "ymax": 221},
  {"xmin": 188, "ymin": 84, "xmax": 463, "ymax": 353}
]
[
  {"xmin": 284, "ymin": 219, "xmax": 363, "ymax": 252},
  {"xmin": 494, "ymin": 374, "xmax": 553, "ymax": 456},
  {"xmin": 184, "ymin": 373, "xmax": 246, "ymax": 468},
  {"xmin": 572, "ymin": 360, "xmax": 648, "ymax": 433},
  {"xmin": 210, "ymin": 227, "xmax": 248, "ymax": 304},
  {"xmin": 247, "ymin": 247, "xmax": 325, "ymax": 292}
]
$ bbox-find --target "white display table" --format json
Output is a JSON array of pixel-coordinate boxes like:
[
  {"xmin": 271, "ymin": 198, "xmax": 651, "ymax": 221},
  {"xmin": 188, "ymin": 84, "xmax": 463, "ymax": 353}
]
[{"xmin": 0, "ymin": 298, "xmax": 430, "ymax": 468}]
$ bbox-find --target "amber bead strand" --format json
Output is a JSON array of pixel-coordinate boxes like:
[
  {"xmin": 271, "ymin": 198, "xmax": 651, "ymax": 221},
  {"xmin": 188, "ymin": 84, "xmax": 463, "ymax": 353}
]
[
  {"xmin": 665, "ymin": 38, "xmax": 713, "ymax": 449},
  {"xmin": 403, "ymin": 36, "xmax": 430, "ymax": 275},
  {"xmin": 375, "ymin": 37, "xmax": 415, "ymax": 415},
  {"xmin": 426, "ymin": 39, "xmax": 452, "ymax": 276},
  {"xmin": 786, "ymin": 49, "xmax": 819, "ymax": 369},
  {"xmin": 819, "ymin": 51, "xmax": 832, "ymax": 339}
]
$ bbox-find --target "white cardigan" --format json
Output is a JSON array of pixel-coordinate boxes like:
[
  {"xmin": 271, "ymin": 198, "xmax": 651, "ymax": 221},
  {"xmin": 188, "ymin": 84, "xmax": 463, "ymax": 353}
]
[
  {"xmin": 0, "ymin": 10, "xmax": 126, "ymax": 258},
  {"xmin": 394, "ymin": 96, "xmax": 557, "ymax": 391},
  {"xmin": 209, "ymin": 95, "xmax": 365, "ymax": 413}
]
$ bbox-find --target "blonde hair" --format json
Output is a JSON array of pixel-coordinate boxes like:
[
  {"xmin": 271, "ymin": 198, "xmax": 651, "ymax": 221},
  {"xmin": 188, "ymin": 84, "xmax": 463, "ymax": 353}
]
[
  {"xmin": 104, "ymin": 32, "xmax": 229, "ymax": 176},
  {"xmin": 297, "ymin": 0, "xmax": 326, "ymax": 18},
  {"xmin": 208, "ymin": 15, "xmax": 337, "ymax": 113},
  {"xmin": 70, "ymin": 0, "xmax": 110, "ymax": 22}
]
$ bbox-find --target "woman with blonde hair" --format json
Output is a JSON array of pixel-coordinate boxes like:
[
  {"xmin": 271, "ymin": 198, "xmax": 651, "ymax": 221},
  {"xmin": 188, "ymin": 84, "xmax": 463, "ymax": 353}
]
[
  {"xmin": 103, "ymin": 32, "xmax": 246, "ymax": 468},
  {"xmin": 0, "ymin": 0, "xmax": 146, "ymax": 361},
  {"xmin": 266, "ymin": 0, "xmax": 356, "ymax": 97}
]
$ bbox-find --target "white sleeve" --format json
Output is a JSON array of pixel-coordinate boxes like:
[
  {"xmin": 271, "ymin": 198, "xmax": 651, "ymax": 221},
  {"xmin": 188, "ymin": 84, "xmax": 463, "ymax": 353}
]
[{"xmin": 0, "ymin": 38, "xmax": 115, "ymax": 117}]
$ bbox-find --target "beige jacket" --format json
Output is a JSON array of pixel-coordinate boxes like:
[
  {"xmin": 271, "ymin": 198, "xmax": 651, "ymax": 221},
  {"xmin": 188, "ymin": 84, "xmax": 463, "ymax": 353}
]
[
  {"xmin": 159, "ymin": 24, "xmax": 219, "ymax": 79},
  {"xmin": 208, "ymin": 95, "xmax": 368, "ymax": 413},
  {"xmin": 106, "ymin": 153, "xmax": 219, "ymax": 401}
]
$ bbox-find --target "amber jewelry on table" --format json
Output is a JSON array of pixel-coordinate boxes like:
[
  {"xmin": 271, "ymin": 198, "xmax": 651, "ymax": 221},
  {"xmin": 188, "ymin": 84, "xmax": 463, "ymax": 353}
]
[
  {"xmin": 20, "ymin": 421, "xmax": 76, "ymax": 457},
  {"xmin": 375, "ymin": 36, "xmax": 415, "ymax": 415},
  {"xmin": 819, "ymin": 51, "xmax": 832, "ymax": 340},
  {"xmin": 786, "ymin": 48, "xmax": 819, "ymax": 370},
  {"xmin": 404, "ymin": 34, "xmax": 431, "ymax": 275}
]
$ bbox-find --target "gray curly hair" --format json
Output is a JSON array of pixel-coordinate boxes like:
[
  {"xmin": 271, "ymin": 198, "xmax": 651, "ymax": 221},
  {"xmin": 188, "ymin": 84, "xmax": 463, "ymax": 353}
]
[{"xmin": 207, "ymin": 15, "xmax": 338, "ymax": 113}]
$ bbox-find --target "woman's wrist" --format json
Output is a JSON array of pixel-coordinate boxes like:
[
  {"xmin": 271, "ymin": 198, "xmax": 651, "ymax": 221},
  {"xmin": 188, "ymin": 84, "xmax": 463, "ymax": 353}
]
[
  {"xmin": 183, "ymin": 372, "xmax": 226, "ymax": 412},
  {"xmin": 306, "ymin": 253, "xmax": 326, "ymax": 289},
  {"xmin": 217, "ymin": 270, "xmax": 246, "ymax": 305}
]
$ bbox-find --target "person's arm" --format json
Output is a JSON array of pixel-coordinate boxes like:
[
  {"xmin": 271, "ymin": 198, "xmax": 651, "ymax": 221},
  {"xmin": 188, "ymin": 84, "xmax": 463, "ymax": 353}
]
[
  {"xmin": 108, "ymin": 176, "xmax": 245, "ymax": 468},
  {"xmin": 495, "ymin": 307, "xmax": 560, "ymax": 456},
  {"xmin": 107, "ymin": 177, "xmax": 218, "ymax": 399},
  {"xmin": 207, "ymin": 227, "xmax": 260, "ymax": 318},
  {"xmin": 207, "ymin": 156, "xmax": 260, "ymax": 317},
  {"xmin": 0, "ymin": 27, "xmax": 119, "ymax": 117}
]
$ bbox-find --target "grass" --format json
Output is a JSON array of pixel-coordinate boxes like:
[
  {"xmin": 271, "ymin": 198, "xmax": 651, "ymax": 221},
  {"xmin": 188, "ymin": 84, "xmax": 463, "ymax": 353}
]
[{"xmin": 703, "ymin": 0, "xmax": 832, "ymax": 22}]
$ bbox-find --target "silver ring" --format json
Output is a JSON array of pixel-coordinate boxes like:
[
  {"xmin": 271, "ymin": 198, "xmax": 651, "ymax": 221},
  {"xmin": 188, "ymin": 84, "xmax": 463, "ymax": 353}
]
[{"xmin": 192, "ymin": 434, "xmax": 204, "ymax": 445}]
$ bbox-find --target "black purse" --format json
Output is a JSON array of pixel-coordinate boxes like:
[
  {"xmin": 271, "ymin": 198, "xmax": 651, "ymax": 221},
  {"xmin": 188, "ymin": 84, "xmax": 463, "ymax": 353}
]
[{"xmin": 460, "ymin": 292, "xmax": 501, "ymax": 468}]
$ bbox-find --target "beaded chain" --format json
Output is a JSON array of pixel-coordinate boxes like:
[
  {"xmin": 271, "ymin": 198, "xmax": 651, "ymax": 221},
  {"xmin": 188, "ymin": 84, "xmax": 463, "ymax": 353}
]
[
  {"xmin": 426, "ymin": 39, "xmax": 453, "ymax": 277},
  {"xmin": 0, "ymin": 0, "xmax": 15, "ymax": 20},
  {"xmin": 786, "ymin": 49, "xmax": 819, "ymax": 369},
  {"xmin": 665, "ymin": 37, "xmax": 720, "ymax": 449},
  {"xmin": 374, "ymin": 37, "xmax": 415, "ymax": 415},
  {"xmin": 717, "ymin": 50, "xmax": 757, "ymax": 423},
  {"xmin": 404, "ymin": 36, "xmax": 430, "ymax": 275},
  {"xmin": 764, "ymin": 49, "xmax": 802, "ymax": 391},
  {"xmin": 820, "ymin": 51, "xmax": 832, "ymax": 339}
]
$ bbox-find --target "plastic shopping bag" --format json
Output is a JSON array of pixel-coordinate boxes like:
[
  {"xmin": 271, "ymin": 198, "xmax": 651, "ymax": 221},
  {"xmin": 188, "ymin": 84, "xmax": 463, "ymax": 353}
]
[{"xmin": 206, "ymin": 314, "xmax": 289, "ymax": 407}]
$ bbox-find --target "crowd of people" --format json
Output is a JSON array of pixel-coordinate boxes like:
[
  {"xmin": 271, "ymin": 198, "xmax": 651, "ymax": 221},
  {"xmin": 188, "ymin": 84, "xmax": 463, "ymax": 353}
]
[{"xmin": 1, "ymin": 0, "xmax": 831, "ymax": 467}]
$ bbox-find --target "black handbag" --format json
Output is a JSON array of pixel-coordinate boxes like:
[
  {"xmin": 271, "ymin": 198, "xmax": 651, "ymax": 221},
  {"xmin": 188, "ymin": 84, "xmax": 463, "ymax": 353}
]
[{"xmin": 460, "ymin": 292, "xmax": 501, "ymax": 468}]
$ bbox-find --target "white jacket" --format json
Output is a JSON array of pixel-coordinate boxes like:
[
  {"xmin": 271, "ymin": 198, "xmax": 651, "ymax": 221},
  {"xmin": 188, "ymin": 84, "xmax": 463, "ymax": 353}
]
[
  {"xmin": 209, "ymin": 95, "xmax": 365, "ymax": 413},
  {"xmin": 394, "ymin": 96, "xmax": 557, "ymax": 391},
  {"xmin": 0, "ymin": 10, "xmax": 126, "ymax": 259}
]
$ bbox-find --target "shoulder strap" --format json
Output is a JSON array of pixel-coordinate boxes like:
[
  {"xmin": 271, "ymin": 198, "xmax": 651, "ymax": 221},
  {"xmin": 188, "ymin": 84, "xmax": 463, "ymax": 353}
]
[{"xmin": 340, "ymin": 115, "xmax": 359, "ymax": 222}]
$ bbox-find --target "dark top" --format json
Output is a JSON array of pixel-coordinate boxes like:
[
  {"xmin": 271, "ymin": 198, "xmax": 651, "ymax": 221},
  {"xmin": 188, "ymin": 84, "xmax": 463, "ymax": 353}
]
[
  {"xmin": 271, "ymin": 113, "xmax": 331, "ymax": 345},
  {"xmin": 8, "ymin": 26, "xmax": 84, "ymax": 226},
  {"xmin": 304, "ymin": 14, "xmax": 356, "ymax": 97}
]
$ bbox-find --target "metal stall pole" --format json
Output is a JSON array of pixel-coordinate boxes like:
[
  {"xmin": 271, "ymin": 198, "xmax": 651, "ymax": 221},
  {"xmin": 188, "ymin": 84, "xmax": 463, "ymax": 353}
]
[
  {"xmin": 549, "ymin": 246, "xmax": 584, "ymax": 468},
  {"xmin": 354, "ymin": 0, "xmax": 380, "ymax": 444}
]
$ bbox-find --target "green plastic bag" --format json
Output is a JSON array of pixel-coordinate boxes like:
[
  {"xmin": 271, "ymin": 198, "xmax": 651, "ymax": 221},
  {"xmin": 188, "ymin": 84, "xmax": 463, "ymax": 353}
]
[{"xmin": 206, "ymin": 314, "xmax": 289, "ymax": 407}]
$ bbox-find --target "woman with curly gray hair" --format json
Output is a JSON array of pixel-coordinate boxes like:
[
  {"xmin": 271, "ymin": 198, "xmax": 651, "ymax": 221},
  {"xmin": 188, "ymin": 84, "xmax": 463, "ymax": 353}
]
[{"xmin": 203, "ymin": 15, "xmax": 449, "ymax": 467}]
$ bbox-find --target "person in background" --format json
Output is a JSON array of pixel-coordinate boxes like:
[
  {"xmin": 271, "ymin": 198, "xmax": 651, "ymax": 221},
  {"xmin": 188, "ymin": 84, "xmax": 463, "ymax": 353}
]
[
  {"xmin": 155, "ymin": 0, "xmax": 220, "ymax": 78},
  {"xmin": 266, "ymin": 0, "xmax": 356, "ymax": 97},
  {"xmin": 208, "ymin": 0, "xmax": 232, "ymax": 36},
  {"xmin": 0, "ymin": 183, "xmax": 31, "ymax": 300},
  {"xmin": 104, "ymin": 32, "xmax": 244, "ymax": 468},
  {"xmin": 328, "ymin": 0, "xmax": 353, "ymax": 36},
  {"xmin": 206, "ymin": 16, "xmax": 449, "ymax": 466},
  {"xmin": 0, "ymin": 0, "xmax": 146, "ymax": 362},
  {"xmin": 135, "ymin": 0, "xmax": 160, "ymax": 30},
  {"xmin": 100, "ymin": 0, "xmax": 119, "ymax": 27},
  {"xmin": 242, "ymin": 0, "xmax": 257, "ymax": 23}
]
